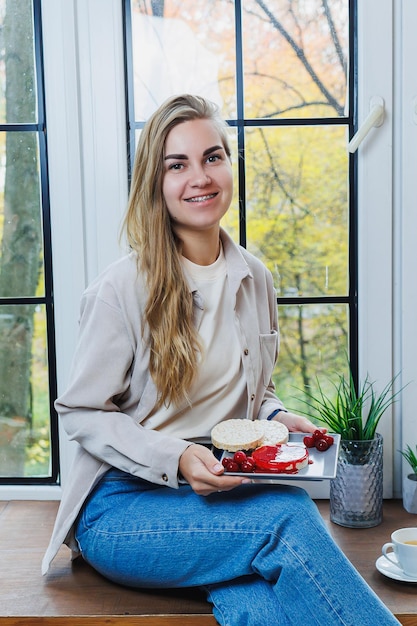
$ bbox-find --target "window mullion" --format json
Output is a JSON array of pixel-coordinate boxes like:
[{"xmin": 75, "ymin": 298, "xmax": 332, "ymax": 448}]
[{"xmin": 233, "ymin": 0, "xmax": 246, "ymax": 248}]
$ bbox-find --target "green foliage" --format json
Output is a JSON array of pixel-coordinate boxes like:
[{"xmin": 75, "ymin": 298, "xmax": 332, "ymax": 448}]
[
  {"xmin": 399, "ymin": 444, "xmax": 417, "ymax": 475},
  {"xmin": 300, "ymin": 364, "xmax": 402, "ymax": 441},
  {"xmin": 272, "ymin": 303, "xmax": 349, "ymax": 414},
  {"xmin": 25, "ymin": 425, "xmax": 50, "ymax": 476},
  {"xmin": 237, "ymin": 121, "xmax": 350, "ymax": 409}
]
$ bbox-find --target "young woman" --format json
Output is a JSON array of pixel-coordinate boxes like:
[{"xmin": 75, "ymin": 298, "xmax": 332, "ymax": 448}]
[{"xmin": 43, "ymin": 94, "xmax": 399, "ymax": 626}]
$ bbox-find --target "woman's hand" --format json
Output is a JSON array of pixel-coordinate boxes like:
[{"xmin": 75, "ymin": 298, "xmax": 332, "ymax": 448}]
[
  {"xmin": 275, "ymin": 411, "xmax": 326, "ymax": 434},
  {"xmin": 179, "ymin": 444, "xmax": 250, "ymax": 496}
]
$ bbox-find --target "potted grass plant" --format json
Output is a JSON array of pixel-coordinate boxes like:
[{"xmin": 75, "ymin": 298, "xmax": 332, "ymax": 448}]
[
  {"xmin": 302, "ymin": 363, "xmax": 402, "ymax": 528},
  {"xmin": 399, "ymin": 444, "xmax": 417, "ymax": 514}
]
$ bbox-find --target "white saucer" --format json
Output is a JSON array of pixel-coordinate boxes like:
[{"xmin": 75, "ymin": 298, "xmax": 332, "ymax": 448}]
[{"xmin": 375, "ymin": 554, "xmax": 417, "ymax": 583}]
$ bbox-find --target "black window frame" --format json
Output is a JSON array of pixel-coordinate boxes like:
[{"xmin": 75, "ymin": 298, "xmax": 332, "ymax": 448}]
[
  {"xmin": 123, "ymin": 0, "xmax": 358, "ymax": 381},
  {"xmin": 0, "ymin": 0, "xmax": 59, "ymax": 486}
]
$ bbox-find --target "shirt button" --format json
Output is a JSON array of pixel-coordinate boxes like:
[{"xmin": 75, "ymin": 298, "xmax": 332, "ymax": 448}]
[
  {"xmin": 162, "ymin": 474, "xmax": 168, "ymax": 482},
  {"xmin": 244, "ymin": 348, "xmax": 249, "ymax": 355},
  {"xmin": 250, "ymin": 394, "xmax": 255, "ymax": 401}
]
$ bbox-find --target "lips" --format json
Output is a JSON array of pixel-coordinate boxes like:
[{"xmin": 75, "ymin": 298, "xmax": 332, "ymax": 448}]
[{"xmin": 185, "ymin": 193, "xmax": 217, "ymax": 203}]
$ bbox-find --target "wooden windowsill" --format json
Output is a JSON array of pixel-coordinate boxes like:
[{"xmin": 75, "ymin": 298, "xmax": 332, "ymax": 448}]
[{"xmin": 0, "ymin": 499, "xmax": 416, "ymax": 625}]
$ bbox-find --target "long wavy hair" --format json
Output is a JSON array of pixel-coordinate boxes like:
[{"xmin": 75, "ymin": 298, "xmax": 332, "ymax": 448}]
[{"xmin": 121, "ymin": 94, "xmax": 232, "ymax": 409}]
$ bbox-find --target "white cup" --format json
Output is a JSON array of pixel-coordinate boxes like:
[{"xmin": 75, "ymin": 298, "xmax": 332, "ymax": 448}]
[{"xmin": 382, "ymin": 527, "xmax": 417, "ymax": 577}]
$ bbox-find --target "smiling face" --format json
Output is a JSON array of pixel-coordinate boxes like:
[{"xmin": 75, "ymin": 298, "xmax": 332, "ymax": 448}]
[{"xmin": 162, "ymin": 118, "xmax": 233, "ymax": 241}]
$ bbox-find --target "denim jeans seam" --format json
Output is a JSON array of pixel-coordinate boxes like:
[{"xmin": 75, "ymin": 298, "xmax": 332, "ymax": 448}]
[
  {"xmin": 78, "ymin": 524, "xmax": 270, "ymax": 538},
  {"xmin": 274, "ymin": 535, "xmax": 349, "ymax": 626},
  {"xmin": 202, "ymin": 585, "xmax": 230, "ymax": 626}
]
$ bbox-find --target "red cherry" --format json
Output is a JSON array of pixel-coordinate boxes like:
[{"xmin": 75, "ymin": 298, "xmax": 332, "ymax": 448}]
[
  {"xmin": 313, "ymin": 429, "xmax": 324, "ymax": 441},
  {"xmin": 324, "ymin": 435, "xmax": 334, "ymax": 446},
  {"xmin": 303, "ymin": 436, "xmax": 315, "ymax": 448},
  {"xmin": 234, "ymin": 451, "xmax": 247, "ymax": 464},
  {"xmin": 222, "ymin": 457, "xmax": 232, "ymax": 468},
  {"xmin": 315, "ymin": 438, "xmax": 329, "ymax": 452},
  {"xmin": 226, "ymin": 460, "xmax": 240, "ymax": 472},
  {"xmin": 240, "ymin": 460, "xmax": 255, "ymax": 473}
]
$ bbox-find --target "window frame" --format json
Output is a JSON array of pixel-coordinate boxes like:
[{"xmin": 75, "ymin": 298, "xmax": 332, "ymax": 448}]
[
  {"xmin": 3, "ymin": 0, "xmax": 405, "ymax": 499},
  {"xmin": 123, "ymin": 0, "xmax": 358, "ymax": 498},
  {"xmin": 356, "ymin": 0, "xmax": 395, "ymax": 496},
  {"xmin": 0, "ymin": 0, "xmax": 59, "ymax": 486},
  {"xmin": 124, "ymin": 0, "xmax": 359, "ymax": 376},
  {"xmin": 395, "ymin": 0, "xmax": 417, "ymax": 497}
]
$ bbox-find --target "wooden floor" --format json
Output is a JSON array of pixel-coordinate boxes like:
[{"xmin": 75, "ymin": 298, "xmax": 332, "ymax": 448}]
[{"xmin": 0, "ymin": 499, "xmax": 416, "ymax": 625}]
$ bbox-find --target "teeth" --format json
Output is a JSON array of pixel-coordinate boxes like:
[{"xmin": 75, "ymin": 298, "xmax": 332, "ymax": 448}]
[{"xmin": 187, "ymin": 194, "xmax": 215, "ymax": 202}]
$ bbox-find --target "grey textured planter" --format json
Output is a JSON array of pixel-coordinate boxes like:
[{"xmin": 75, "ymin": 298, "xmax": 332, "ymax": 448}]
[
  {"xmin": 330, "ymin": 433, "xmax": 383, "ymax": 528},
  {"xmin": 403, "ymin": 473, "xmax": 417, "ymax": 514}
]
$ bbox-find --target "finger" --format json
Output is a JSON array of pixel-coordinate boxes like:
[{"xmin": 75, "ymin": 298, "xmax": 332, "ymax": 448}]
[
  {"xmin": 193, "ymin": 446, "xmax": 225, "ymax": 476},
  {"xmin": 190, "ymin": 469, "xmax": 250, "ymax": 495},
  {"xmin": 210, "ymin": 461, "xmax": 224, "ymax": 475},
  {"xmin": 199, "ymin": 476, "xmax": 251, "ymax": 496}
]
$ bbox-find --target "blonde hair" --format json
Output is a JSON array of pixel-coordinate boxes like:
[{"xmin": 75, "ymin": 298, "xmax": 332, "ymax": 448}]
[{"xmin": 121, "ymin": 94, "xmax": 231, "ymax": 408}]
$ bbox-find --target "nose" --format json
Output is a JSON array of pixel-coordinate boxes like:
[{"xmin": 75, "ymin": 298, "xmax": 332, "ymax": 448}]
[{"xmin": 191, "ymin": 166, "xmax": 211, "ymax": 187}]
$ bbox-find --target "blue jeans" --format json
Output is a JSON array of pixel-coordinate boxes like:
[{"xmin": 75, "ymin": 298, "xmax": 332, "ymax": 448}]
[{"xmin": 75, "ymin": 468, "xmax": 399, "ymax": 626}]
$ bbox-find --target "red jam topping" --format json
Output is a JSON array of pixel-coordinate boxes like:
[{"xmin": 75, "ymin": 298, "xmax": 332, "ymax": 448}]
[{"xmin": 252, "ymin": 444, "xmax": 309, "ymax": 474}]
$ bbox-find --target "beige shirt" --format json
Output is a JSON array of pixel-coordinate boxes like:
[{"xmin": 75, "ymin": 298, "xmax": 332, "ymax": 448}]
[
  {"xmin": 42, "ymin": 229, "xmax": 285, "ymax": 574},
  {"xmin": 143, "ymin": 246, "xmax": 247, "ymax": 440}
]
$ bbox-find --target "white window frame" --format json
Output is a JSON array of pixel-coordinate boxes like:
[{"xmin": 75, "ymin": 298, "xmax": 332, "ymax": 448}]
[
  {"xmin": 3, "ymin": 0, "xmax": 414, "ymax": 501},
  {"xmin": 356, "ymin": 0, "xmax": 417, "ymax": 500},
  {"xmin": 356, "ymin": 0, "xmax": 395, "ymax": 498},
  {"xmin": 398, "ymin": 0, "xmax": 417, "ymax": 497},
  {"xmin": 0, "ymin": 0, "xmax": 128, "ymax": 500}
]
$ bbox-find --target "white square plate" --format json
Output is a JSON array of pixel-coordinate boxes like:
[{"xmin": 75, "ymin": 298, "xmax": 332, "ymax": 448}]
[{"xmin": 215, "ymin": 433, "xmax": 341, "ymax": 481}]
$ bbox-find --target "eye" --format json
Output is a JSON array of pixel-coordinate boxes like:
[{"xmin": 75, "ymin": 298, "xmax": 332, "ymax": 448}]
[
  {"xmin": 167, "ymin": 162, "xmax": 184, "ymax": 171},
  {"xmin": 206, "ymin": 153, "xmax": 222, "ymax": 164}
]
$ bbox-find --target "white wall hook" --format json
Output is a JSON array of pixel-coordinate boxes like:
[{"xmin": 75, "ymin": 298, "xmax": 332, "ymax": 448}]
[{"xmin": 348, "ymin": 97, "xmax": 385, "ymax": 153}]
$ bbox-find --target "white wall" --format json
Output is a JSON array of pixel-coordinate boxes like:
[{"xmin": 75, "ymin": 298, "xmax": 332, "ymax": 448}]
[{"xmin": 398, "ymin": 0, "xmax": 417, "ymax": 495}]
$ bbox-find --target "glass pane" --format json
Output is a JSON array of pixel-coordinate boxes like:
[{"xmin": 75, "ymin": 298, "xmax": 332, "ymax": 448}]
[
  {"xmin": 0, "ymin": 304, "xmax": 51, "ymax": 478},
  {"xmin": 244, "ymin": 125, "xmax": 349, "ymax": 297},
  {"xmin": 130, "ymin": 0, "xmax": 236, "ymax": 120},
  {"xmin": 0, "ymin": 0, "xmax": 38, "ymax": 123},
  {"xmin": 242, "ymin": 0, "xmax": 349, "ymax": 119},
  {"xmin": 274, "ymin": 303, "xmax": 349, "ymax": 415},
  {"xmin": 0, "ymin": 131, "xmax": 44, "ymax": 298}
]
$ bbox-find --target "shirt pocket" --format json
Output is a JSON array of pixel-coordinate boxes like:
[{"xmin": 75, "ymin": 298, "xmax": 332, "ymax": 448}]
[{"xmin": 259, "ymin": 330, "xmax": 279, "ymax": 387}]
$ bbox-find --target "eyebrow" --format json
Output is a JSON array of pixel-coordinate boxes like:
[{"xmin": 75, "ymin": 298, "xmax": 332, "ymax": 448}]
[{"xmin": 164, "ymin": 145, "xmax": 224, "ymax": 160}]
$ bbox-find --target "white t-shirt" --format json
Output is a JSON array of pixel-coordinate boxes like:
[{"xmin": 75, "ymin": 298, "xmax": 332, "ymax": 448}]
[{"xmin": 142, "ymin": 246, "xmax": 247, "ymax": 442}]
